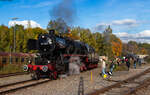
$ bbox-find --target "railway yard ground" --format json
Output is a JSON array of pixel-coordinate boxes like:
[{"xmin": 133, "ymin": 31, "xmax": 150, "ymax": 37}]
[{"xmin": 1, "ymin": 64, "xmax": 150, "ymax": 95}]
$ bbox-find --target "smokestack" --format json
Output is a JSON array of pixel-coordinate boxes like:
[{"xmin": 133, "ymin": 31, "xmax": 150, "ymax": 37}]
[{"xmin": 49, "ymin": 29, "xmax": 55, "ymax": 35}]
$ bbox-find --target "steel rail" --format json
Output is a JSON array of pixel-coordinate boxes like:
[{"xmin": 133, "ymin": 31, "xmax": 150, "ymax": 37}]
[
  {"xmin": 0, "ymin": 79, "xmax": 34, "ymax": 88},
  {"xmin": 0, "ymin": 72, "xmax": 27, "ymax": 78},
  {"xmin": 87, "ymin": 68, "xmax": 150, "ymax": 95},
  {"xmin": 124, "ymin": 77, "xmax": 150, "ymax": 95},
  {"xmin": 0, "ymin": 79, "xmax": 51, "ymax": 95}
]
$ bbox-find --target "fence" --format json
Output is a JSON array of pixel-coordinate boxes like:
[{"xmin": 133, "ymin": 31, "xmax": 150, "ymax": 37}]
[{"xmin": 0, "ymin": 52, "xmax": 35, "ymax": 74}]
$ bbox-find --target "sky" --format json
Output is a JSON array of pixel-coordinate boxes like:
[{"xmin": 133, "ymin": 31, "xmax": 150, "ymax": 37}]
[{"xmin": 1, "ymin": 0, "xmax": 150, "ymax": 43}]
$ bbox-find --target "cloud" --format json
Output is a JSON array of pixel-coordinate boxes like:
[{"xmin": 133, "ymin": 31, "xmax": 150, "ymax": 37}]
[
  {"xmin": 32, "ymin": 1, "xmax": 53, "ymax": 8},
  {"xmin": 114, "ymin": 30, "xmax": 150, "ymax": 43},
  {"xmin": 112, "ymin": 19, "xmax": 137, "ymax": 26},
  {"xmin": 114, "ymin": 32, "xmax": 129, "ymax": 37},
  {"xmin": 94, "ymin": 23, "xmax": 109, "ymax": 31},
  {"xmin": 94, "ymin": 19, "xmax": 138, "ymax": 32},
  {"xmin": 138, "ymin": 30, "xmax": 150, "ymax": 37},
  {"xmin": 94, "ymin": 19, "xmax": 150, "ymax": 43},
  {"xmin": 8, "ymin": 20, "xmax": 41, "ymax": 28}
]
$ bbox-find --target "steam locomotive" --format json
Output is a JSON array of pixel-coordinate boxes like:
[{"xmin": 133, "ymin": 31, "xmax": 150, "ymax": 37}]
[{"xmin": 24, "ymin": 29, "xmax": 99, "ymax": 80}]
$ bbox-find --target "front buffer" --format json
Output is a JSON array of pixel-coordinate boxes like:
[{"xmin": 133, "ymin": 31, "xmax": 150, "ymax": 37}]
[{"xmin": 23, "ymin": 64, "xmax": 58, "ymax": 80}]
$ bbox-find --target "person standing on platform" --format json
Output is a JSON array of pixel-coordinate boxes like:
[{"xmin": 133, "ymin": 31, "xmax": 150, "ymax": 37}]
[
  {"xmin": 133, "ymin": 57, "xmax": 137, "ymax": 69},
  {"xmin": 137, "ymin": 56, "xmax": 141, "ymax": 66},
  {"xmin": 139, "ymin": 58, "xmax": 142, "ymax": 66},
  {"xmin": 109, "ymin": 60, "xmax": 115, "ymax": 76},
  {"xmin": 125, "ymin": 57, "xmax": 130, "ymax": 71},
  {"xmin": 100, "ymin": 57, "xmax": 107, "ymax": 78}
]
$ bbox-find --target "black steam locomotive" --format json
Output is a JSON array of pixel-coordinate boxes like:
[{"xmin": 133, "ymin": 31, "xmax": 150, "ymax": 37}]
[{"xmin": 24, "ymin": 29, "xmax": 99, "ymax": 79}]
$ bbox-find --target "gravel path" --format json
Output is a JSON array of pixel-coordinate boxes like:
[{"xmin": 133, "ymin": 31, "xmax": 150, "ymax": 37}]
[
  {"xmin": 0, "ymin": 74, "xmax": 31, "ymax": 86},
  {"xmin": 133, "ymin": 85, "xmax": 150, "ymax": 95},
  {"xmin": 5, "ymin": 64, "xmax": 150, "ymax": 95}
]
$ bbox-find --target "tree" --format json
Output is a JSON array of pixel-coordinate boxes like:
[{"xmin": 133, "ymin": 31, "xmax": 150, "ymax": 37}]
[
  {"xmin": 0, "ymin": 25, "xmax": 9, "ymax": 52},
  {"xmin": 102, "ymin": 25, "xmax": 113, "ymax": 58},
  {"xmin": 8, "ymin": 25, "xmax": 47, "ymax": 53},
  {"xmin": 101, "ymin": 25, "xmax": 123, "ymax": 58},
  {"xmin": 127, "ymin": 41, "xmax": 138, "ymax": 54},
  {"xmin": 111, "ymin": 35, "xmax": 122, "ymax": 57},
  {"xmin": 23, "ymin": 27, "xmax": 47, "ymax": 53},
  {"xmin": 70, "ymin": 27, "xmax": 80, "ymax": 40},
  {"xmin": 47, "ymin": 18, "xmax": 69, "ymax": 35},
  {"xmin": 80, "ymin": 28, "xmax": 92, "ymax": 46},
  {"xmin": 138, "ymin": 43, "xmax": 149, "ymax": 55},
  {"xmin": 92, "ymin": 32, "xmax": 103, "ymax": 53},
  {"xmin": 122, "ymin": 43, "xmax": 128, "ymax": 56}
]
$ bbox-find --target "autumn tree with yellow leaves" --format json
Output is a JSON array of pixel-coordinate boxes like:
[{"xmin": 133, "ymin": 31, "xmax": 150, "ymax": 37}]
[
  {"xmin": 102, "ymin": 26, "xmax": 123, "ymax": 58},
  {"xmin": 111, "ymin": 35, "xmax": 122, "ymax": 57},
  {"xmin": 1, "ymin": 19, "xmax": 149, "ymax": 57},
  {"xmin": 0, "ymin": 25, "xmax": 46, "ymax": 53}
]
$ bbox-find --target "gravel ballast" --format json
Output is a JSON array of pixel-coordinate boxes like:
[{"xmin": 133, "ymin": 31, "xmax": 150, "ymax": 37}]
[{"xmin": 3, "ymin": 64, "xmax": 150, "ymax": 95}]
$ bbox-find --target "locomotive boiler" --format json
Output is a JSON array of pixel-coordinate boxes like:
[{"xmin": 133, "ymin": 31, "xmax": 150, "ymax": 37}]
[{"xmin": 24, "ymin": 29, "xmax": 99, "ymax": 80}]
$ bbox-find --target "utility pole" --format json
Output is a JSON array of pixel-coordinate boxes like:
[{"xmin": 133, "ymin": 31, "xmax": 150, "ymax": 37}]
[
  {"xmin": 9, "ymin": 46, "xmax": 12, "ymax": 64},
  {"xmin": 12, "ymin": 17, "xmax": 19, "ymax": 52}
]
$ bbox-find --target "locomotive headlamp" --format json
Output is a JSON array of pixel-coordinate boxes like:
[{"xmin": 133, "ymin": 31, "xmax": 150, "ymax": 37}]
[
  {"xmin": 42, "ymin": 36, "xmax": 45, "ymax": 38},
  {"xmin": 48, "ymin": 61, "xmax": 50, "ymax": 63},
  {"xmin": 28, "ymin": 60, "xmax": 32, "ymax": 64},
  {"xmin": 23, "ymin": 65, "xmax": 28, "ymax": 71},
  {"xmin": 42, "ymin": 66, "xmax": 48, "ymax": 72}
]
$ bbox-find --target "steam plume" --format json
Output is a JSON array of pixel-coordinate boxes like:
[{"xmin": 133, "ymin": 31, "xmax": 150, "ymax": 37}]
[{"xmin": 50, "ymin": 0, "xmax": 76, "ymax": 24}]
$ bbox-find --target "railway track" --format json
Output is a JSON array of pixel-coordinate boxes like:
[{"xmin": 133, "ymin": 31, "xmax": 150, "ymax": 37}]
[
  {"xmin": 0, "ymin": 79, "xmax": 51, "ymax": 95},
  {"xmin": 87, "ymin": 68, "xmax": 150, "ymax": 95},
  {"xmin": 0, "ymin": 72, "xmax": 27, "ymax": 78},
  {"xmin": 124, "ymin": 76, "xmax": 150, "ymax": 95}
]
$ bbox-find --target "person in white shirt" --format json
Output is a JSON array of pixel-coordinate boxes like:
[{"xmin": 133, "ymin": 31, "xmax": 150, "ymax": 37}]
[{"xmin": 101, "ymin": 58, "xmax": 106, "ymax": 76}]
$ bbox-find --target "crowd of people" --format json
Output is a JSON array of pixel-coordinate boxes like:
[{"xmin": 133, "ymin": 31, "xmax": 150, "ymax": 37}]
[{"xmin": 100, "ymin": 56, "xmax": 143, "ymax": 79}]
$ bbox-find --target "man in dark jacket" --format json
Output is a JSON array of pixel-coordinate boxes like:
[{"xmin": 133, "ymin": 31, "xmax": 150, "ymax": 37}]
[
  {"xmin": 109, "ymin": 60, "xmax": 115, "ymax": 76},
  {"xmin": 133, "ymin": 57, "xmax": 137, "ymax": 69},
  {"xmin": 125, "ymin": 57, "xmax": 130, "ymax": 71}
]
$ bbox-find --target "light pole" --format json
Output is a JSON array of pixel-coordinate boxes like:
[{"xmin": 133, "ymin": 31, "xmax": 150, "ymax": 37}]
[{"xmin": 12, "ymin": 17, "xmax": 19, "ymax": 53}]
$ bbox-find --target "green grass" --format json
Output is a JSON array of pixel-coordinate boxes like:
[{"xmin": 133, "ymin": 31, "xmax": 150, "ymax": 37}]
[{"xmin": 0, "ymin": 64, "xmax": 25, "ymax": 74}]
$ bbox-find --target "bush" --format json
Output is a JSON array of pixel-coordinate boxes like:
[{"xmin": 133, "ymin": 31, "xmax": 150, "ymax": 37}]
[{"xmin": 114, "ymin": 65, "xmax": 128, "ymax": 71}]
